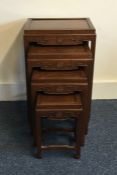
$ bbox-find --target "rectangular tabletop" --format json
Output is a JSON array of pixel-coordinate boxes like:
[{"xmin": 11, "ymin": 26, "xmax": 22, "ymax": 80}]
[{"xmin": 24, "ymin": 18, "xmax": 95, "ymax": 34}]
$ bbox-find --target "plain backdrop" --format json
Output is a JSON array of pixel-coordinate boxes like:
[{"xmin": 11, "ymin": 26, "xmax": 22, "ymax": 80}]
[{"xmin": 0, "ymin": 0, "xmax": 117, "ymax": 100}]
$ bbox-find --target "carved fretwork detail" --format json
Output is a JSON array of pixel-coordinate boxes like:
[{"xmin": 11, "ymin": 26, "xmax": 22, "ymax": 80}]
[
  {"xmin": 39, "ymin": 111, "xmax": 81, "ymax": 119},
  {"xmin": 26, "ymin": 35, "xmax": 84, "ymax": 46},
  {"xmin": 39, "ymin": 62, "xmax": 80, "ymax": 70},
  {"xmin": 28, "ymin": 60, "xmax": 89, "ymax": 71},
  {"xmin": 36, "ymin": 85, "xmax": 87, "ymax": 94}
]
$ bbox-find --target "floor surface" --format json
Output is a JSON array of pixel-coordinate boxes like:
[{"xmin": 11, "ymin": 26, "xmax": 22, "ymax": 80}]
[{"xmin": 0, "ymin": 100, "xmax": 117, "ymax": 175}]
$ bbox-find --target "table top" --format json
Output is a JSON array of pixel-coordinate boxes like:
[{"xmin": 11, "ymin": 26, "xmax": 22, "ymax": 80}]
[{"xmin": 24, "ymin": 18, "xmax": 95, "ymax": 34}]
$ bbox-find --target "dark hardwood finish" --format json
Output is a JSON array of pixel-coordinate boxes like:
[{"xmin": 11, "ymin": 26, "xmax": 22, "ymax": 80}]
[
  {"xmin": 24, "ymin": 18, "xmax": 95, "ymax": 33},
  {"xmin": 24, "ymin": 18, "xmax": 96, "ymax": 158},
  {"xmin": 27, "ymin": 45, "xmax": 92, "ymax": 58},
  {"xmin": 24, "ymin": 18, "xmax": 96, "ymax": 53},
  {"xmin": 27, "ymin": 45, "xmax": 92, "ymax": 74},
  {"xmin": 31, "ymin": 83, "xmax": 88, "ymax": 96},
  {"xmin": 41, "ymin": 145, "xmax": 75, "ymax": 150},
  {"xmin": 32, "ymin": 70, "xmax": 87, "ymax": 83},
  {"xmin": 35, "ymin": 94, "xmax": 83, "ymax": 158},
  {"xmin": 36, "ymin": 94, "xmax": 82, "ymax": 110},
  {"xmin": 31, "ymin": 70, "xmax": 88, "ymax": 104}
]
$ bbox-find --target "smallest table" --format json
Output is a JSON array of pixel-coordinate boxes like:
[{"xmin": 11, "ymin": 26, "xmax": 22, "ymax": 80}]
[{"xmin": 34, "ymin": 93, "xmax": 83, "ymax": 158}]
